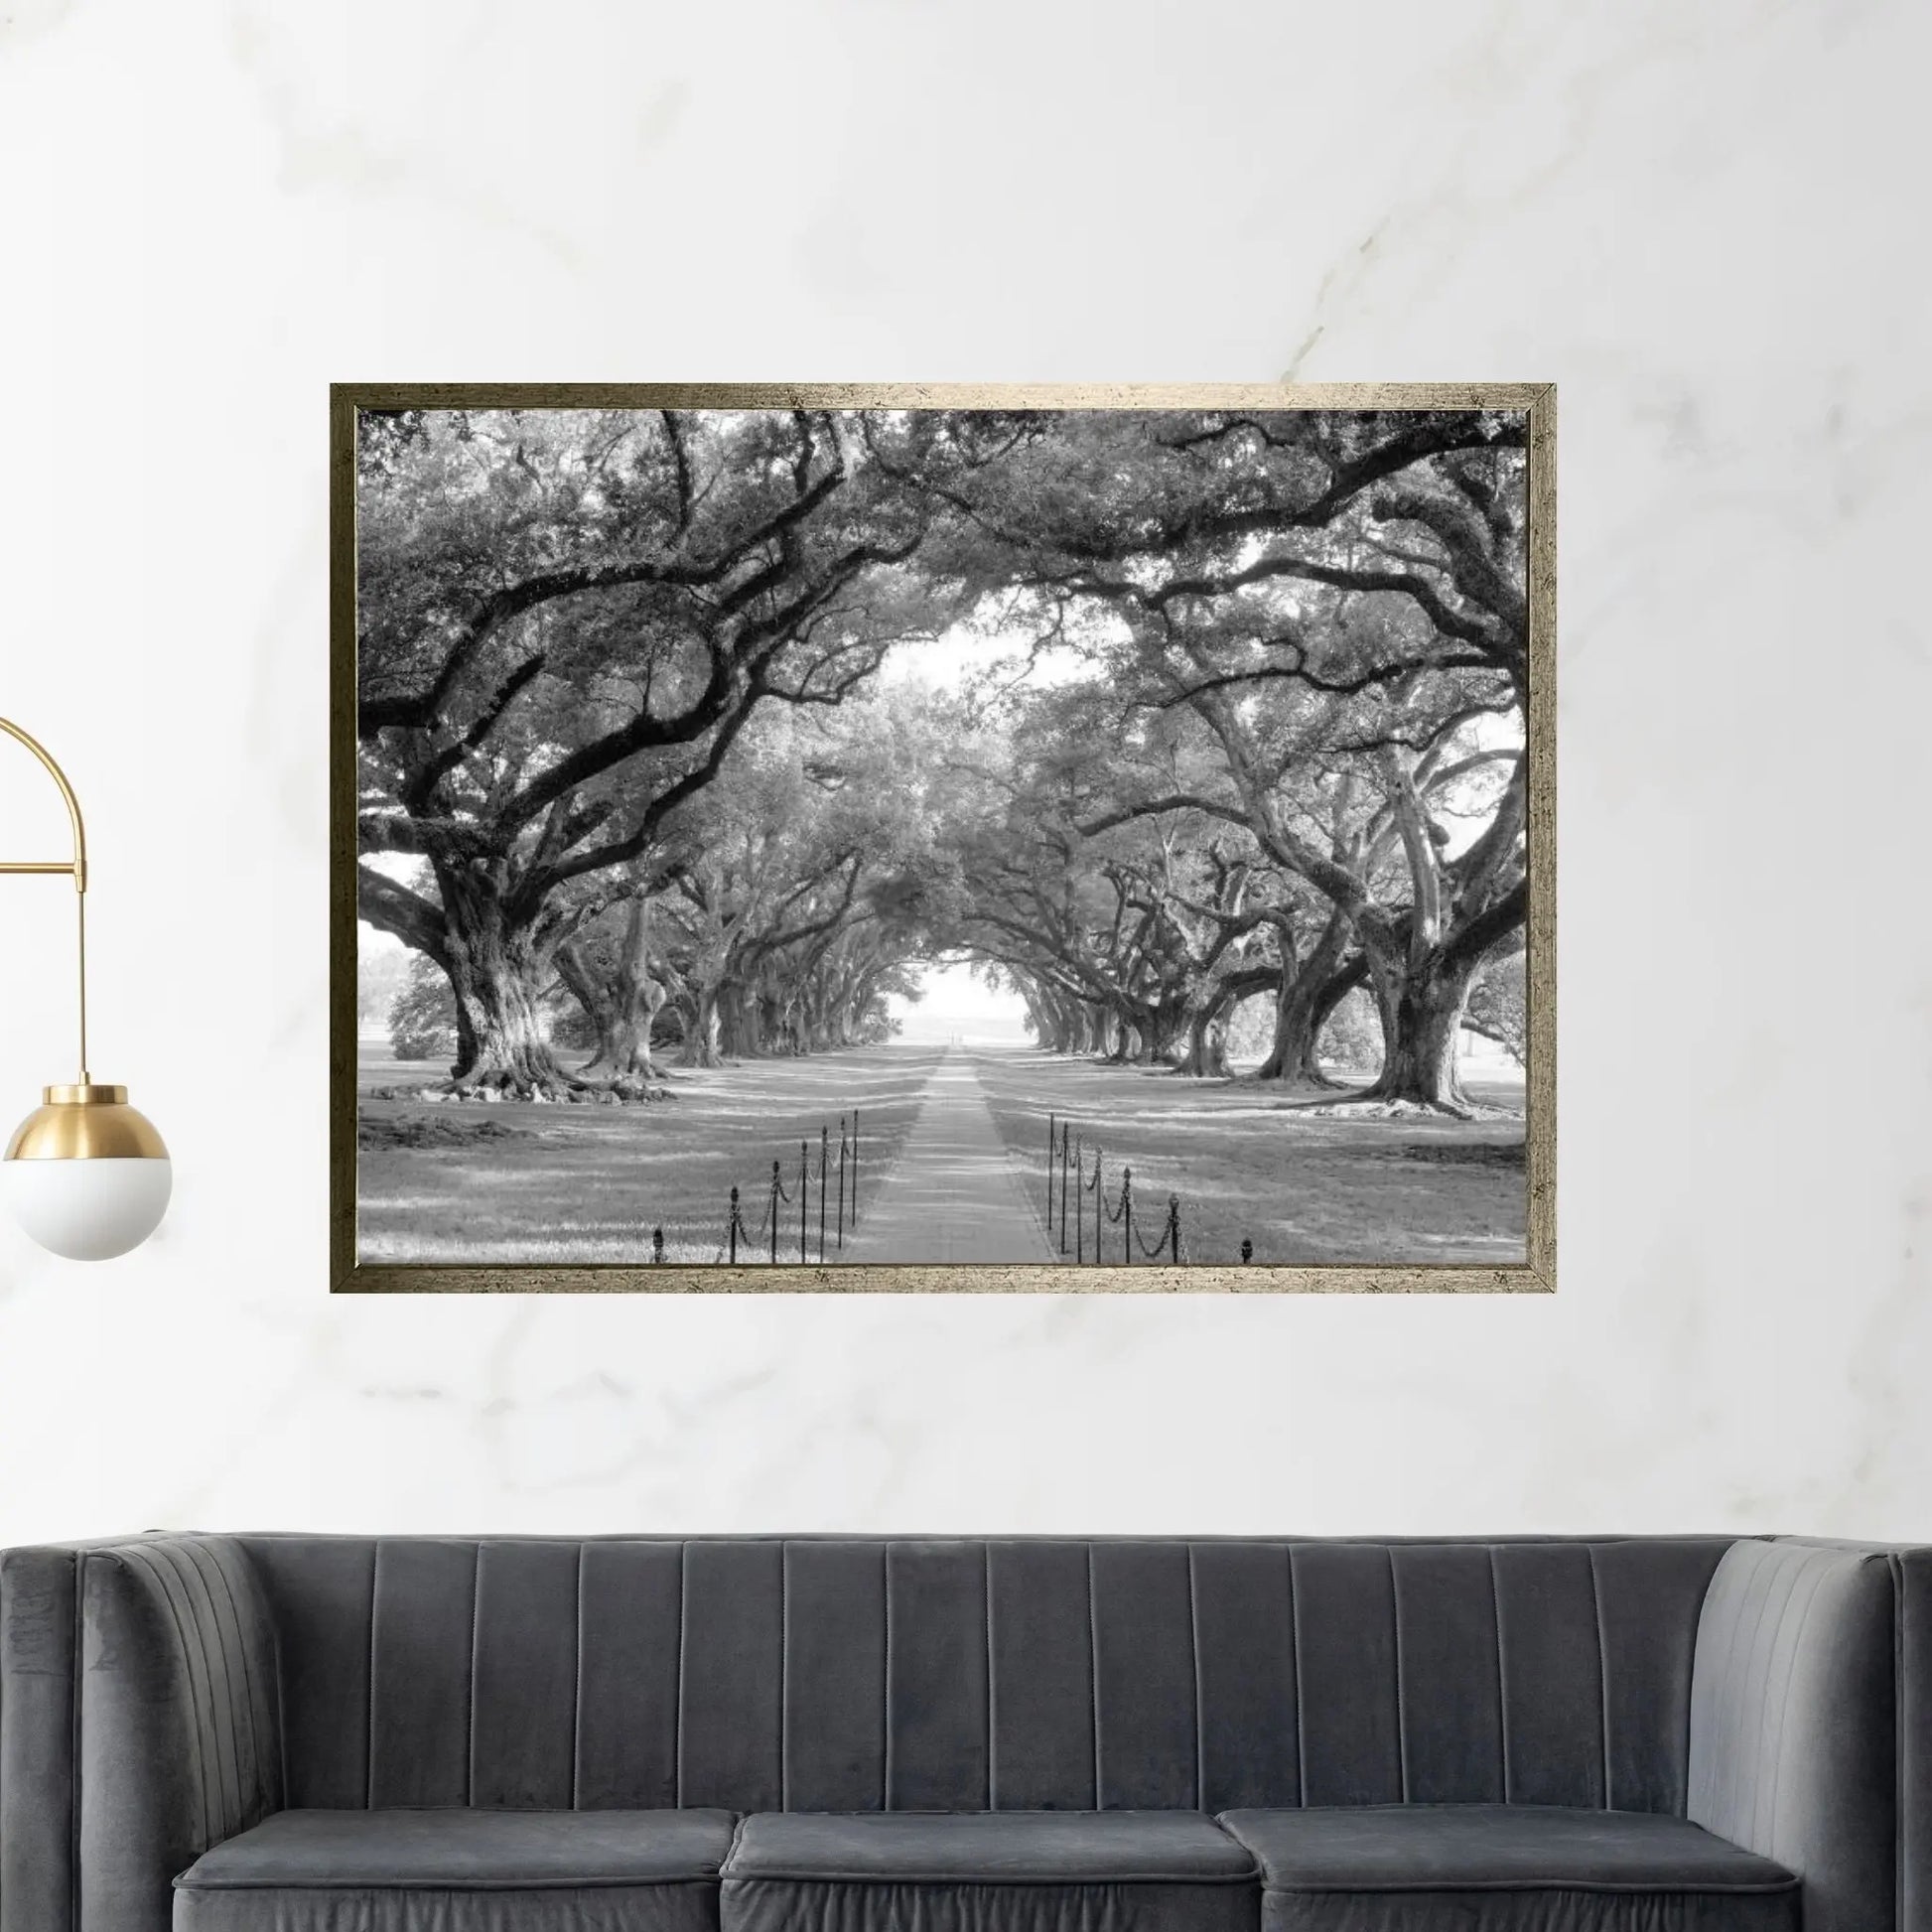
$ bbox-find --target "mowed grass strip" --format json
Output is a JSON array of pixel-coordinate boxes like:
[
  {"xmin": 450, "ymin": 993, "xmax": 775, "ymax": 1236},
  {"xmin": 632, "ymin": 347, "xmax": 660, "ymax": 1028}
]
[
  {"xmin": 355, "ymin": 1045, "xmax": 944, "ymax": 1266},
  {"xmin": 970, "ymin": 1048, "xmax": 1527, "ymax": 1269}
]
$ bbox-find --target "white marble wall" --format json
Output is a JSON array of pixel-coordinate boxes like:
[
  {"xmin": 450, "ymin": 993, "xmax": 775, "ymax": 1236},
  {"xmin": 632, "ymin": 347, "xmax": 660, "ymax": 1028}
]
[{"xmin": 0, "ymin": 0, "xmax": 1926, "ymax": 1545}]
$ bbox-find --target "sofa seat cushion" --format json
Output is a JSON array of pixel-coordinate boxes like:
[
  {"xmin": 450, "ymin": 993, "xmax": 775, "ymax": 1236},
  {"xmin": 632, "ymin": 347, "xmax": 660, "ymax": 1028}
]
[
  {"xmin": 1218, "ymin": 1807, "xmax": 1799, "ymax": 1932},
  {"xmin": 721, "ymin": 1811, "xmax": 1258, "ymax": 1932},
  {"xmin": 174, "ymin": 1807, "xmax": 737, "ymax": 1932}
]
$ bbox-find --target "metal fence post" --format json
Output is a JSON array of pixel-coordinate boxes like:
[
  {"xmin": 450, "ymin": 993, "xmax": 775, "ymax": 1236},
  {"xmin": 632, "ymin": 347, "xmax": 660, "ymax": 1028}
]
[
  {"xmin": 853, "ymin": 1109, "xmax": 860, "ymax": 1223},
  {"xmin": 837, "ymin": 1116, "xmax": 847, "ymax": 1251},
  {"xmin": 1074, "ymin": 1138, "xmax": 1084, "ymax": 1264},
  {"xmin": 729, "ymin": 1186, "xmax": 740, "ymax": 1265},
  {"xmin": 769, "ymin": 1161, "xmax": 780, "ymax": 1266},
  {"xmin": 1122, "ymin": 1166, "xmax": 1133, "ymax": 1265},
  {"xmin": 651, "ymin": 1227, "xmax": 664, "ymax": 1265},
  {"xmin": 1169, "ymin": 1193, "xmax": 1180, "ymax": 1265},
  {"xmin": 1058, "ymin": 1122, "xmax": 1070, "ymax": 1254},
  {"xmin": 1046, "ymin": 1111, "xmax": 1056, "ymax": 1232},
  {"xmin": 819, "ymin": 1123, "xmax": 828, "ymax": 1263},
  {"xmin": 799, "ymin": 1140, "xmax": 809, "ymax": 1264},
  {"xmin": 1093, "ymin": 1150, "xmax": 1102, "ymax": 1263}
]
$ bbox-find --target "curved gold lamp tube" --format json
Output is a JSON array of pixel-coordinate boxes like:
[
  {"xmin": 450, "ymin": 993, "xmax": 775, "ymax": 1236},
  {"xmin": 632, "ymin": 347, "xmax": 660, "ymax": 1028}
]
[
  {"xmin": 0, "ymin": 716, "xmax": 89, "ymax": 1081},
  {"xmin": 1, "ymin": 718, "xmax": 170, "ymax": 1259}
]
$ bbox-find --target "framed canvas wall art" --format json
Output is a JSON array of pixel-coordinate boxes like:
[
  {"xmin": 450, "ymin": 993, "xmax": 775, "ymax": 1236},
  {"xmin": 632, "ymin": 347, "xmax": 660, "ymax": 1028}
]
[{"xmin": 332, "ymin": 383, "xmax": 1553, "ymax": 1293}]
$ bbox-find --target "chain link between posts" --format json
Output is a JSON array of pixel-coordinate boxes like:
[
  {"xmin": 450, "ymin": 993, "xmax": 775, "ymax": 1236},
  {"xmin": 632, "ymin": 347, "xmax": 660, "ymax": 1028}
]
[
  {"xmin": 1045, "ymin": 1112, "xmax": 1235, "ymax": 1266},
  {"xmin": 654, "ymin": 1100, "xmax": 1256, "ymax": 1269},
  {"xmin": 648, "ymin": 1108, "xmax": 866, "ymax": 1268}
]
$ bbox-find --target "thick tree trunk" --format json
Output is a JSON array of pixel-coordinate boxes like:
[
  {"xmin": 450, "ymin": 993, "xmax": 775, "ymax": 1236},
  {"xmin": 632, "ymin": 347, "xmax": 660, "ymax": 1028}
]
[
  {"xmin": 1141, "ymin": 1001, "xmax": 1187, "ymax": 1065},
  {"xmin": 1036, "ymin": 993, "xmax": 1076, "ymax": 1053},
  {"xmin": 779, "ymin": 993, "xmax": 806, "ymax": 1055},
  {"xmin": 679, "ymin": 985, "xmax": 724, "ymax": 1068},
  {"xmin": 557, "ymin": 898, "xmax": 667, "ymax": 1091},
  {"xmin": 1060, "ymin": 1003, "xmax": 1085, "ymax": 1053},
  {"xmin": 438, "ymin": 883, "xmax": 584, "ymax": 1100},
  {"xmin": 1360, "ymin": 945, "xmax": 1483, "ymax": 1112},
  {"xmin": 800, "ymin": 984, "xmax": 830, "ymax": 1052},
  {"xmin": 449, "ymin": 970, "xmax": 567, "ymax": 1097},
  {"xmin": 399, "ymin": 874, "xmax": 672, "ymax": 1104},
  {"xmin": 850, "ymin": 971, "xmax": 884, "ymax": 1044},
  {"xmin": 1257, "ymin": 920, "xmax": 1360, "ymax": 1088},
  {"xmin": 756, "ymin": 992, "xmax": 788, "ymax": 1056},
  {"xmin": 553, "ymin": 944, "xmax": 614, "ymax": 1056},
  {"xmin": 1176, "ymin": 1000, "xmax": 1233, "ymax": 1079},
  {"xmin": 1339, "ymin": 755, "xmax": 1528, "ymax": 1112},
  {"xmin": 834, "ymin": 982, "xmax": 865, "ymax": 1047},
  {"xmin": 452, "ymin": 1000, "xmax": 480, "ymax": 1083},
  {"xmin": 798, "ymin": 988, "xmax": 827, "ymax": 1052},
  {"xmin": 720, "ymin": 987, "xmax": 761, "ymax": 1060}
]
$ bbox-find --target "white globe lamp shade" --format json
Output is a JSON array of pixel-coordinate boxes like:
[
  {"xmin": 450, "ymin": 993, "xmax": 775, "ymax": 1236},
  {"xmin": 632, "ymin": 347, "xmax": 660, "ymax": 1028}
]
[{"xmin": 3, "ymin": 1085, "xmax": 171, "ymax": 1261}]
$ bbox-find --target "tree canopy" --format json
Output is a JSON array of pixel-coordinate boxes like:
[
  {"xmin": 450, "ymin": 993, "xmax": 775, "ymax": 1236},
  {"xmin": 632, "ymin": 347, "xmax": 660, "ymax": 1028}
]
[{"xmin": 357, "ymin": 405, "xmax": 1531, "ymax": 1112}]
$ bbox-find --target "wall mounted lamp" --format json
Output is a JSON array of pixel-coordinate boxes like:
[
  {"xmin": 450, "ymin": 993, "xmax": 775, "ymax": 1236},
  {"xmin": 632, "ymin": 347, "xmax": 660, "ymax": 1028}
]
[{"xmin": 1, "ymin": 718, "xmax": 170, "ymax": 1259}]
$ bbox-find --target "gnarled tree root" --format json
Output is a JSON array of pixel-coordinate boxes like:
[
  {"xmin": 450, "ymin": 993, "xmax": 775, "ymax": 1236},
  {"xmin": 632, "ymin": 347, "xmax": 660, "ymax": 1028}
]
[
  {"xmin": 367, "ymin": 1073, "xmax": 676, "ymax": 1105},
  {"xmin": 1278, "ymin": 1093, "xmax": 1517, "ymax": 1124}
]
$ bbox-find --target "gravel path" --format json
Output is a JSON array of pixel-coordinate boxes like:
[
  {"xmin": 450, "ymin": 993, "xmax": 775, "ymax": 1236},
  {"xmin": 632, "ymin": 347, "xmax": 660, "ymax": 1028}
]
[{"xmin": 843, "ymin": 1049, "xmax": 1052, "ymax": 1264}]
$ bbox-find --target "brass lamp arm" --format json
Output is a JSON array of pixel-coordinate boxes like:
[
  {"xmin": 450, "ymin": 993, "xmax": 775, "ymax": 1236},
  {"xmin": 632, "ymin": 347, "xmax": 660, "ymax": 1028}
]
[{"xmin": 0, "ymin": 717, "xmax": 92, "ymax": 1082}]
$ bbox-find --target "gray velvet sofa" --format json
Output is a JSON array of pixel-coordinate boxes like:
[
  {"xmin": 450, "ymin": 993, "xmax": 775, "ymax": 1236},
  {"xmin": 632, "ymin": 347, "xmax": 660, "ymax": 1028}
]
[{"xmin": 0, "ymin": 1535, "xmax": 1924, "ymax": 1932}]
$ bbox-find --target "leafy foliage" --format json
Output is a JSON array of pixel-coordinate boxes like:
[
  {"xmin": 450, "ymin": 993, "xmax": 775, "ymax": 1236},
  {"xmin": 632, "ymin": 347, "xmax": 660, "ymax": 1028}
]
[
  {"xmin": 1463, "ymin": 949, "xmax": 1529, "ymax": 1065},
  {"xmin": 355, "ymin": 406, "xmax": 1532, "ymax": 1110},
  {"xmin": 387, "ymin": 951, "xmax": 458, "ymax": 1062}
]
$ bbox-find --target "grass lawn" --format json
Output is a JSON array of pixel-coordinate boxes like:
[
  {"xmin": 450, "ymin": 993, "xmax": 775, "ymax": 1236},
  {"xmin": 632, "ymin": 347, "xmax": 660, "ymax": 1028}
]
[
  {"xmin": 356, "ymin": 1044, "xmax": 944, "ymax": 1267},
  {"xmin": 971, "ymin": 1048, "xmax": 1526, "ymax": 1269},
  {"xmin": 355, "ymin": 1040, "xmax": 1526, "ymax": 1277}
]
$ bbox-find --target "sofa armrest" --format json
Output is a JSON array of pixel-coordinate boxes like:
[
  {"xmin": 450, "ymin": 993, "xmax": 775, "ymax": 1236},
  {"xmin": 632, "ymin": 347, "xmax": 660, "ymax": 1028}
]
[
  {"xmin": 77, "ymin": 1536, "xmax": 283, "ymax": 1932},
  {"xmin": 1688, "ymin": 1537, "xmax": 1915, "ymax": 1932},
  {"xmin": 2, "ymin": 1544, "xmax": 86, "ymax": 1932},
  {"xmin": 1896, "ymin": 1546, "xmax": 1931, "ymax": 1932}
]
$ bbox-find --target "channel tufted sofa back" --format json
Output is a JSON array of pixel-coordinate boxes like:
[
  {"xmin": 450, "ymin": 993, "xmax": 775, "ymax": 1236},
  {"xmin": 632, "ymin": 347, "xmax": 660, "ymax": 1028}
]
[
  {"xmin": 6, "ymin": 1531, "xmax": 1924, "ymax": 1932},
  {"xmin": 237, "ymin": 1535, "xmax": 1731, "ymax": 1818}
]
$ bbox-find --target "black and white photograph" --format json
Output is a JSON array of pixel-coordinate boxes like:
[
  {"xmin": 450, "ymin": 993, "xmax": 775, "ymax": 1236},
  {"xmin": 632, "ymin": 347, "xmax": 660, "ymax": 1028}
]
[{"xmin": 341, "ymin": 386, "xmax": 1551, "ymax": 1290}]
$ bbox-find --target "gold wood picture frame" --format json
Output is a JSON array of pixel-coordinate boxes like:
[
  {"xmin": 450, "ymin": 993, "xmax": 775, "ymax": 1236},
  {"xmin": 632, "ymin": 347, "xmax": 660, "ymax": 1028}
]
[{"xmin": 331, "ymin": 383, "xmax": 1554, "ymax": 1294}]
